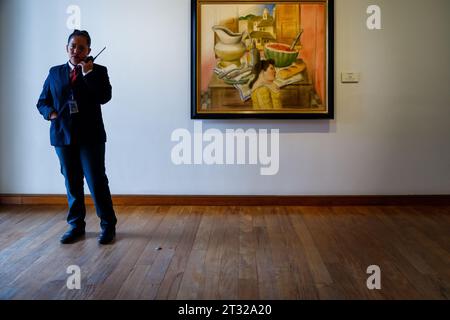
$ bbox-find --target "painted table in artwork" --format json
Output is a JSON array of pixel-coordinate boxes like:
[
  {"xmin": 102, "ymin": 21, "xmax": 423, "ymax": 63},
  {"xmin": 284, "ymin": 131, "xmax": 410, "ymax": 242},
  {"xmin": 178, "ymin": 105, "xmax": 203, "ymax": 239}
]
[{"xmin": 206, "ymin": 66, "xmax": 313, "ymax": 111}]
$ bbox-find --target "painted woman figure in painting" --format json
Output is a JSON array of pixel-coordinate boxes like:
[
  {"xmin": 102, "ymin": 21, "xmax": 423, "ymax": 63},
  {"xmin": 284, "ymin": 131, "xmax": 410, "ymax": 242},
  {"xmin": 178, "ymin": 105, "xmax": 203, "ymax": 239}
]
[{"xmin": 249, "ymin": 59, "xmax": 281, "ymax": 110}]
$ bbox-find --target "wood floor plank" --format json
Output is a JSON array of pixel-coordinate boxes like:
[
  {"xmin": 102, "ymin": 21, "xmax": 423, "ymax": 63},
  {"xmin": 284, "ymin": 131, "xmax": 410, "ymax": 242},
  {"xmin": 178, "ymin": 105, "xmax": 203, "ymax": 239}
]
[
  {"xmin": 56, "ymin": 207, "xmax": 136, "ymax": 300},
  {"xmin": 371, "ymin": 207, "xmax": 450, "ymax": 299},
  {"xmin": 0, "ymin": 210, "xmax": 68, "ymax": 295},
  {"xmin": 171, "ymin": 206, "xmax": 205, "ymax": 294},
  {"xmin": 0, "ymin": 204, "xmax": 448, "ymax": 300},
  {"xmin": 176, "ymin": 207, "xmax": 210, "ymax": 299},
  {"xmin": 385, "ymin": 207, "xmax": 450, "ymax": 278},
  {"xmin": 264, "ymin": 207, "xmax": 301, "ymax": 299},
  {"xmin": 87, "ymin": 206, "xmax": 166, "ymax": 299},
  {"xmin": 403, "ymin": 206, "xmax": 450, "ymax": 253},
  {"xmin": 253, "ymin": 207, "xmax": 278, "ymax": 299},
  {"xmin": 176, "ymin": 249, "xmax": 207, "ymax": 300},
  {"xmin": 303, "ymin": 207, "xmax": 379, "ymax": 299},
  {"xmin": 287, "ymin": 207, "xmax": 336, "ymax": 299},
  {"xmin": 153, "ymin": 206, "xmax": 202, "ymax": 299},
  {"xmin": 277, "ymin": 207, "xmax": 319, "ymax": 299},
  {"xmin": 0, "ymin": 206, "xmax": 64, "ymax": 263},
  {"xmin": 94, "ymin": 206, "xmax": 166, "ymax": 299},
  {"xmin": 198, "ymin": 207, "xmax": 228, "ymax": 300},
  {"xmin": 216, "ymin": 206, "xmax": 240, "ymax": 300},
  {"xmin": 31, "ymin": 211, "xmax": 101, "ymax": 300},
  {"xmin": 237, "ymin": 207, "xmax": 258, "ymax": 299},
  {"xmin": 144, "ymin": 206, "xmax": 194, "ymax": 299},
  {"xmin": 134, "ymin": 206, "xmax": 183, "ymax": 266},
  {"xmin": 326, "ymin": 207, "xmax": 412, "ymax": 299},
  {"xmin": 354, "ymin": 206, "xmax": 447, "ymax": 299}
]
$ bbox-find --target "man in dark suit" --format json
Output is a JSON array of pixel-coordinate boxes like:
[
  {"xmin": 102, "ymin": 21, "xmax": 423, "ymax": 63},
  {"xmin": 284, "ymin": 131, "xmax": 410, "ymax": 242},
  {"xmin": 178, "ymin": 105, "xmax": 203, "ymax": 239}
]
[{"xmin": 37, "ymin": 30, "xmax": 117, "ymax": 244}]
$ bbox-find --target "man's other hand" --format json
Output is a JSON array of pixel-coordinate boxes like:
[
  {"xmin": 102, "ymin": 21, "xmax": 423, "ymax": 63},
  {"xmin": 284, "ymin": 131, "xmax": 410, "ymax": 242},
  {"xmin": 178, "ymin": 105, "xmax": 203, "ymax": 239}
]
[{"xmin": 49, "ymin": 111, "xmax": 58, "ymax": 120}]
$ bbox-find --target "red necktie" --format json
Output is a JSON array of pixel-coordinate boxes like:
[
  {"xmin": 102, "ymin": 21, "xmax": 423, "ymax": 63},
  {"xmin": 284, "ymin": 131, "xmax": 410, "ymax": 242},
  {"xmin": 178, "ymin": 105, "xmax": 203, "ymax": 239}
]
[{"xmin": 70, "ymin": 66, "xmax": 80, "ymax": 85}]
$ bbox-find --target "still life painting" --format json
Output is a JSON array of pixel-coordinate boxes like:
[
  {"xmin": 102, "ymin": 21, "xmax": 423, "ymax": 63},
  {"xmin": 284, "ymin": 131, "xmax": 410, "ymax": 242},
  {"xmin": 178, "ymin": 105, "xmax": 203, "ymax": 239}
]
[{"xmin": 191, "ymin": 0, "xmax": 334, "ymax": 119}]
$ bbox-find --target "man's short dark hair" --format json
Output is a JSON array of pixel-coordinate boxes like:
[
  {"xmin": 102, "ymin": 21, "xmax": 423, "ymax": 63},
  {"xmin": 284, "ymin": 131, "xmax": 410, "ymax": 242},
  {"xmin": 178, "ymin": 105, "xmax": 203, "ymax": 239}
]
[{"xmin": 68, "ymin": 30, "xmax": 91, "ymax": 47}]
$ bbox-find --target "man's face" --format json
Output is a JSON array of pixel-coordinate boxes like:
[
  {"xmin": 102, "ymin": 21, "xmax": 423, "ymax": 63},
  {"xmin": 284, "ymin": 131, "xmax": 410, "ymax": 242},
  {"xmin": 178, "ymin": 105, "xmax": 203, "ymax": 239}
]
[{"xmin": 66, "ymin": 35, "xmax": 91, "ymax": 65}]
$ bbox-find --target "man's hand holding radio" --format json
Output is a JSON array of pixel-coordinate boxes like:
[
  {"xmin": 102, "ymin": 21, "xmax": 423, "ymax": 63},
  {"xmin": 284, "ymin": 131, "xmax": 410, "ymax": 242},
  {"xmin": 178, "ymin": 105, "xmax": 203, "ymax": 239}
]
[{"xmin": 79, "ymin": 59, "xmax": 94, "ymax": 75}]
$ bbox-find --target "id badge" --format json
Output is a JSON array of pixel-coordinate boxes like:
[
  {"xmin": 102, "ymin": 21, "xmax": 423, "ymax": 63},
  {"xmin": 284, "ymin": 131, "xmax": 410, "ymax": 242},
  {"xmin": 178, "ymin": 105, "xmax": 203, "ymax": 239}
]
[{"xmin": 68, "ymin": 99, "xmax": 79, "ymax": 114}]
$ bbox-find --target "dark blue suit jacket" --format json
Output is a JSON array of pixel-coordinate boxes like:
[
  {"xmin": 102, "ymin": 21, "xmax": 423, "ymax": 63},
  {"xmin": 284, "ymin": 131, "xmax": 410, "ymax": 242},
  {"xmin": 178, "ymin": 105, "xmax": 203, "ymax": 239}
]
[{"xmin": 37, "ymin": 63, "xmax": 112, "ymax": 146}]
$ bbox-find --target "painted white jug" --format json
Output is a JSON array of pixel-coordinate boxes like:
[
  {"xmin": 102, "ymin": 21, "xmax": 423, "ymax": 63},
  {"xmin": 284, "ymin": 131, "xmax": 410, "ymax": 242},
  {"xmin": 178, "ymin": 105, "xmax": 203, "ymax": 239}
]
[{"xmin": 212, "ymin": 25, "xmax": 248, "ymax": 67}]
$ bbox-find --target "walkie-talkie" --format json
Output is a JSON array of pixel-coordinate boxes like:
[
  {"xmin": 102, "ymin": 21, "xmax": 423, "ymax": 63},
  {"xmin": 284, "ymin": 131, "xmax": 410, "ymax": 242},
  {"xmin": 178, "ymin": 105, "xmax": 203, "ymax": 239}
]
[{"xmin": 84, "ymin": 46, "xmax": 106, "ymax": 63}]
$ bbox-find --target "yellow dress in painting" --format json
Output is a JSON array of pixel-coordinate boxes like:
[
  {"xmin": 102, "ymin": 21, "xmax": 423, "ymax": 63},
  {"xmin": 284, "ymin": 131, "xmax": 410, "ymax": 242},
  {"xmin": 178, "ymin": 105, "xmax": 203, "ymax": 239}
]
[{"xmin": 251, "ymin": 84, "xmax": 281, "ymax": 110}]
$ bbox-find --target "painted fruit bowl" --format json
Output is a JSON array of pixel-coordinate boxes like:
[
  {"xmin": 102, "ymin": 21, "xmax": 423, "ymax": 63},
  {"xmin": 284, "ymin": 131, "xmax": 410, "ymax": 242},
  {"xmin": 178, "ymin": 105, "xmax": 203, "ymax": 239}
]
[{"xmin": 264, "ymin": 43, "xmax": 299, "ymax": 68}]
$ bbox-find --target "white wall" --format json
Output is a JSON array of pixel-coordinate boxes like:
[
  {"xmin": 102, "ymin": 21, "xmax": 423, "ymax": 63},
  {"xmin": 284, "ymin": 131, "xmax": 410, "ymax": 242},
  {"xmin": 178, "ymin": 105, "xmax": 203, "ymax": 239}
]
[{"xmin": 1, "ymin": 0, "xmax": 449, "ymax": 195}]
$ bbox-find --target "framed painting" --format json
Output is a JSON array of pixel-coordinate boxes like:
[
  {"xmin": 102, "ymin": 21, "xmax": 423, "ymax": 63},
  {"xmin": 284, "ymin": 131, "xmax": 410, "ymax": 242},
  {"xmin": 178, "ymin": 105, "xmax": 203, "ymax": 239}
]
[{"xmin": 191, "ymin": 0, "xmax": 334, "ymax": 119}]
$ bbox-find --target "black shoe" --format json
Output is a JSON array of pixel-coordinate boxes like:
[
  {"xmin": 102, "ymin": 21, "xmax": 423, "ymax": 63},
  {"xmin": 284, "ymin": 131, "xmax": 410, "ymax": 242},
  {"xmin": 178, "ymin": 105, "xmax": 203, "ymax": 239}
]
[
  {"xmin": 60, "ymin": 228, "xmax": 85, "ymax": 244},
  {"xmin": 98, "ymin": 229, "xmax": 115, "ymax": 245}
]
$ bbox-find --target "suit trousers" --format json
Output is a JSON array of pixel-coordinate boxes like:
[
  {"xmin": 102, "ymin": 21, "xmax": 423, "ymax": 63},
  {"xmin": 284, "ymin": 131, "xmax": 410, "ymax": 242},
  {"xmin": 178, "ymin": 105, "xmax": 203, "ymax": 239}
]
[{"xmin": 55, "ymin": 142, "xmax": 117, "ymax": 231}]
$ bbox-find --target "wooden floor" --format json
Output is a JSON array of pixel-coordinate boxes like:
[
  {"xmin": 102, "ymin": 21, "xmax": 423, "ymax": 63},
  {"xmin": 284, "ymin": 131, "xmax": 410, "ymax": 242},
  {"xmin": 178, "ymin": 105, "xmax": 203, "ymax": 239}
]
[{"xmin": 0, "ymin": 205, "xmax": 449, "ymax": 300}]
